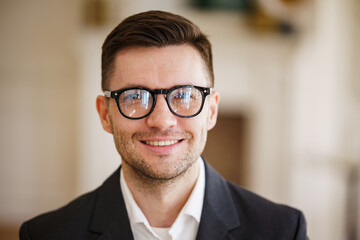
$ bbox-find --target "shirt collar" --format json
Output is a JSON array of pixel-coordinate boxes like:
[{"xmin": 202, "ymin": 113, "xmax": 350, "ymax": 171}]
[
  {"xmin": 178, "ymin": 157, "xmax": 205, "ymax": 223},
  {"xmin": 120, "ymin": 167, "xmax": 148, "ymax": 227}
]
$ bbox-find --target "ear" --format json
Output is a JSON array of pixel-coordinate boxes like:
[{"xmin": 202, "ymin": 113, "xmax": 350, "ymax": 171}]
[
  {"xmin": 96, "ymin": 95, "xmax": 113, "ymax": 134},
  {"xmin": 207, "ymin": 90, "xmax": 219, "ymax": 131}
]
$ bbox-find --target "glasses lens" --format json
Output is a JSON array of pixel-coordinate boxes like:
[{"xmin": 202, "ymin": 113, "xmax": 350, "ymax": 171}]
[
  {"xmin": 119, "ymin": 89, "xmax": 153, "ymax": 118},
  {"xmin": 169, "ymin": 87, "xmax": 203, "ymax": 117}
]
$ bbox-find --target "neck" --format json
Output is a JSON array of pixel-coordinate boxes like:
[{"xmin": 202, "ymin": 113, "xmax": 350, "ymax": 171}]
[{"xmin": 122, "ymin": 159, "xmax": 200, "ymax": 228}]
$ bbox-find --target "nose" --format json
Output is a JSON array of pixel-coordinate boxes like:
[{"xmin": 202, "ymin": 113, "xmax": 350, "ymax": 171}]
[{"xmin": 145, "ymin": 95, "xmax": 177, "ymax": 129}]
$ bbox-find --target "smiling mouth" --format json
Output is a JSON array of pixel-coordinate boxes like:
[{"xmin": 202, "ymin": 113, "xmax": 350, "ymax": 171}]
[{"xmin": 142, "ymin": 140, "xmax": 182, "ymax": 147}]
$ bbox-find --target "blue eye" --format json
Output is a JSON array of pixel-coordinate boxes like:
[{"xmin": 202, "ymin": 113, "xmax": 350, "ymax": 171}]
[
  {"xmin": 173, "ymin": 89, "xmax": 192, "ymax": 100},
  {"xmin": 125, "ymin": 93, "xmax": 141, "ymax": 100},
  {"xmin": 122, "ymin": 90, "xmax": 150, "ymax": 102},
  {"xmin": 174, "ymin": 92, "xmax": 186, "ymax": 99}
]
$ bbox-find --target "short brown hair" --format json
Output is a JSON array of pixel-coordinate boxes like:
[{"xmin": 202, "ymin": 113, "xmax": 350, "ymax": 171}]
[{"xmin": 101, "ymin": 10, "xmax": 214, "ymax": 91}]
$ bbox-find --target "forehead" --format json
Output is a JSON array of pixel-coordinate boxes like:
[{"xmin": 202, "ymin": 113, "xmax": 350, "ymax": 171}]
[{"xmin": 109, "ymin": 45, "xmax": 209, "ymax": 90}]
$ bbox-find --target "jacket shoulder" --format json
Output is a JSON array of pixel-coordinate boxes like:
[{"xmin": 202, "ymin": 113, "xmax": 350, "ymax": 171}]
[
  {"xmin": 20, "ymin": 189, "xmax": 98, "ymax": 239},
  {"xmin": 226, "ymin": 181, "xmax": 307, "ymax": 239}
]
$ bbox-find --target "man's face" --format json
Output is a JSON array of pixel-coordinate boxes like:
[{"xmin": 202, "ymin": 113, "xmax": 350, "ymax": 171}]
[{"xmin": 97, "ymin": 45, "xmax": 219, "ymax": 180}]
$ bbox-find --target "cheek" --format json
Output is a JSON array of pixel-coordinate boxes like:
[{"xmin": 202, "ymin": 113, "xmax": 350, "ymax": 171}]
[
  {"xmin": 182, "ymin": 114, "xmax": 208, "ymax": 137},
  {"xmin": 109, "ymin": 111, "xmax": 143, "ymax": 137},
  {"xmin": 192, "ymin": 116, "xmax": 209, "ymax": 154}
]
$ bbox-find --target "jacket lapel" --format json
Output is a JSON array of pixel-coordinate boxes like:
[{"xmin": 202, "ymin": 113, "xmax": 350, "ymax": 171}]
[
  {"xmin": 87, "ymin": 161, "xmax": 241, "ymax": 239},
  {"xmin": 196, "ymin": 161, "xmax": 241, "ymax": 240},
  {"xmin": 89, "ymin": 166, "xmax": 134, "ymax": 240}
]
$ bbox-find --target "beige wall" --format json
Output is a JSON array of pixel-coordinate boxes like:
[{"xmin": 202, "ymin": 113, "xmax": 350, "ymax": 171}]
[
  {"xmin": 289, "ymin": 0, "xmax": 360, "ymax": 239},
  {"xmin": 0, "ymin": 0, "xmax": 82, "ymax": 224}
]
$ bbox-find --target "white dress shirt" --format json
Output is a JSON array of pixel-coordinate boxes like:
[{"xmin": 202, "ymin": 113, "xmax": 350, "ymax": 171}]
[{"xmin": 120, "ymin": 157, "xmax": 205, "ymax": 240}]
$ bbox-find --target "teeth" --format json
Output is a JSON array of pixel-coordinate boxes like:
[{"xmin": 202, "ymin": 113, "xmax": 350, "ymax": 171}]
[{"xmin": 145, "ymin": 140, "xmax": 179, "ymax": 146}]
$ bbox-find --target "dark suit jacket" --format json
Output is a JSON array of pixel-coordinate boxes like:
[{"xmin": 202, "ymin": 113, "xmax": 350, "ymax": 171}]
[{"xmin": 20, "ymin": 160, "xmax": 308, "ymax": 239}]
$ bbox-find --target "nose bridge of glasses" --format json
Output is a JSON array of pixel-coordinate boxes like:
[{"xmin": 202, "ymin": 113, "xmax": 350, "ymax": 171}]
[
  {"xmin": 152, "ymin": 89, "xmax": 169, "ymax": 95},
  {"xmin": 147, "ymin": 90, "xmax": 177, "ymax": 125},
  {"xmin": 153, "ymin": 89, "xmax": 177, "ymax": 113},
  {"xmin": 153, "ymin": 90, "xmax": 170, "ymax": 110},
  {"xmin": 152, "ymin": 89, "xmax": 171, "ymax": 109}
]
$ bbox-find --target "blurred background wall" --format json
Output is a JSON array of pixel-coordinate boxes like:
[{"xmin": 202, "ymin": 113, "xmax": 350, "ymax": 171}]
[{"xmin": 0, "ymin": 0, "xmax": 359, "ymax": 239}]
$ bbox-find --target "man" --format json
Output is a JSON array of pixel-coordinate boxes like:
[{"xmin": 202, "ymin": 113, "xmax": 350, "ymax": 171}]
[{"xmin": 20, "ymin": 10, "xmax": 308, "ymax": 239}]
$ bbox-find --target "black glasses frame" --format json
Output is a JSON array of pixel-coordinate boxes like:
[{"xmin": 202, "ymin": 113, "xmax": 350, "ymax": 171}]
[{"xmin": 104, "ymin": 85, "xmax": 211, "ymax": 120}]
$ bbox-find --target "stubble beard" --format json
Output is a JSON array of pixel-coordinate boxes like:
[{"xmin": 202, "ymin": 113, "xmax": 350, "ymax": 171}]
[{"xmin": 112, "ymin": 127, "xmax": 207, "ymax": 184}]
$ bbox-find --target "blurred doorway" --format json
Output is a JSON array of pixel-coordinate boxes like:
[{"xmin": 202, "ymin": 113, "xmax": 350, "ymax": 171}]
[{"xmin": 203, "ymin": 114, "xmax": 249, "ymax": 187}]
